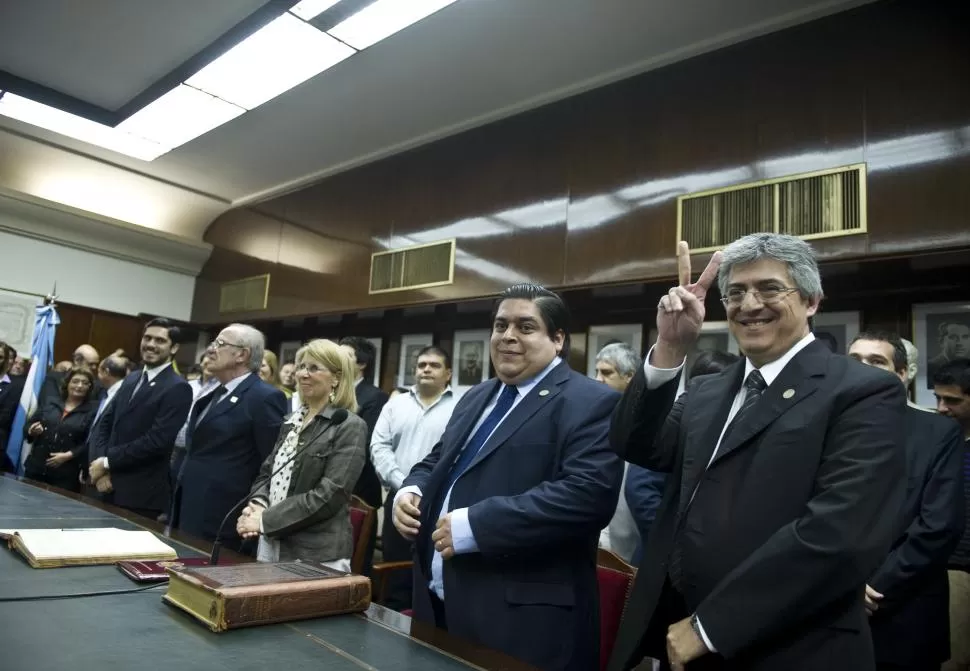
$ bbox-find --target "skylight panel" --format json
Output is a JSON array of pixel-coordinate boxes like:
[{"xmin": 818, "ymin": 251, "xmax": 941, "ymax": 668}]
[
  {"xmin": 0, "ymin": 93, "xmax": 165, "ymax": 161},
  {"xmin": 116, "ymin": 85, "xmax": 245, "ymax": 150},
  {"xmin": 185, "ymin": 12, "xmax": 355, "ymax": 110},
  {"xmin": 328, "ymin": 0, "xmax": 458, "ymax": 50}
]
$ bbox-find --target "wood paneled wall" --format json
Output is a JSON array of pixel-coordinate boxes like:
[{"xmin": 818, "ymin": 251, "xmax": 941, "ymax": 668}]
[
  {"xmin": 193, "ymin": 0, "xmax": 970, "ymax": 324},
  {"xmin": 53, "ymin": 303, "xmax": 144, "ymax": 365}
]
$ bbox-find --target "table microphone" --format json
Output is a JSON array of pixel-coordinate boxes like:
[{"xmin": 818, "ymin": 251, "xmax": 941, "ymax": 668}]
[{"xmin": 208, "ymin": 409, "xmax": 349, "ymax": 565}]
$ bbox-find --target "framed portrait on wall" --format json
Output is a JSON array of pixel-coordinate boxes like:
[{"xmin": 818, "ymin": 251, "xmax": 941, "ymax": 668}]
[
  {"xmin": 586, "ymin": 324, "xmax": 644, "ymax": 378},
  {"xmin": 397, "ymin": 333, "xmax": 432, "ymax": 388},
  {"xmin": 912, "ymin": 301, "xmax": 970, "ymax": 406},
  {"xmin": 811, "ymin": 311, "xmax": 861, "ymax": 355},
  {"xmin": 279, "ymin": 341, "xmax": 302, "ymax": 367},
  {"xmin": 452, "ymin": 329, "xmax": 490, "ymax": 390},
  {"xmin": 367, "ymin": 337, "xmax": 383, "ymax": 386}
]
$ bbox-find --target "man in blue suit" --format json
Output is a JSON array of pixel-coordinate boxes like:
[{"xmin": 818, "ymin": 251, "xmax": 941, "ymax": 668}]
[
  {"xmin": 88, "ymin": 319, "xmax": 192, "ymax": 519},
  {"xmin": 392, "ymin": 284, "xmax": 623, "ymax": 671},
  {"xmin": 173, "ymin": 324, "xmax": 287, "ymax": 550}
]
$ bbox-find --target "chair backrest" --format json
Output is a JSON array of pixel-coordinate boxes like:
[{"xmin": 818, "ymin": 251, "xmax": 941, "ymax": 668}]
[
  {"xmin": 596, "ymin": 548, "xmax": 636, "ymax": 671},
  {"xmin": 348, "ymin": 494, "xmax": 375, "ymax": 574}
]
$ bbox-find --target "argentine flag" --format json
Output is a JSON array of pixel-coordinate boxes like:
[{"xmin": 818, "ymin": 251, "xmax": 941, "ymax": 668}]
[{"xmin": 5, "ymin": 302, "xmax": 59, "ymax": 473}]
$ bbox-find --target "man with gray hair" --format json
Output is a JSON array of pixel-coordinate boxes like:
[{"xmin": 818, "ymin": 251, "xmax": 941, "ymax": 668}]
[
  {"xmin": 609, "ymin": 234, "xmax": 906, "ymax": 670},
  {"xmin": 171, "ymin": 324, "xmax": 287, "ymax": 548}
]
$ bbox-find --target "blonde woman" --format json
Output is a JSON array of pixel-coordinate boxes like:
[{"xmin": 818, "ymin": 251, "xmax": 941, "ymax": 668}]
[
  {"xmin": 259, "ymin": 350, "xmax": 291, "ymax": 398},
  {"xmin": 237, "ymin": 339, "xmax": 367, "ymax": 572}
]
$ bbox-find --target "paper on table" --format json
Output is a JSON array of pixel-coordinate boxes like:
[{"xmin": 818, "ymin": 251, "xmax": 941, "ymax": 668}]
[{"xmin": 7, "ymin": 527, "xmax": 176, "ymax": 560}]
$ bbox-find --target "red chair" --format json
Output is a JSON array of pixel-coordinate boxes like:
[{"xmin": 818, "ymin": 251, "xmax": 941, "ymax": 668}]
[
  {"xmin": 348, "ymin": 495, "xmax": 376, "ymax": 575},
  {"xmin": 597, "ymin": 548, "xmax": 637, "ymax": 671}
]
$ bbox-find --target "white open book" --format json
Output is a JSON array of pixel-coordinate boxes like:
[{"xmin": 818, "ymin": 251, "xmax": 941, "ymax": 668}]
[{"xmin": 0, "ymin": 527, "xmax": 177, "ymax": 568}]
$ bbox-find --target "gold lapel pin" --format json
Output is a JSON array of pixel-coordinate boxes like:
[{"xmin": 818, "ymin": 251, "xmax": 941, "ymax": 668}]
[
  {"xmin": 538, "ymin": 389, "xmax": 550, "ymax": 397},
  {"xmin": 783, "ymin": 389, "xmax": 795, "ymax": 399}
]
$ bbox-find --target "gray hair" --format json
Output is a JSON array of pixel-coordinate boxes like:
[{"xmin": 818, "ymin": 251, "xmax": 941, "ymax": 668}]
[
  {"xmin": 717, "ymin": 233, "xmax": 823, "ymax": 301},
  {"xmin": 225, "ymin": 323, "xmax": 265, "ymax": 373},
  {"xmin": 595, "ymin": 342, "xmax": 640, "ymax": 377}
]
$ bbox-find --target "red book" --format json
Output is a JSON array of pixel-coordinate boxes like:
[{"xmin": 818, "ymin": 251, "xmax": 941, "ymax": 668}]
[{"xmin": 117, "ymin": 557, "xmax": 214, "ymax": 582}]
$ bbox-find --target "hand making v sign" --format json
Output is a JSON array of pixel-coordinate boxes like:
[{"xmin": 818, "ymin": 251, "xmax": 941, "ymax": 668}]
[{"xmin": 652, "ymin": 241, "xmax": 722, "ymax": 369}]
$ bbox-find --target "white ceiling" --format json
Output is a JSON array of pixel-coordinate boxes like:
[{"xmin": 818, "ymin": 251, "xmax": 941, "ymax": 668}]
[{"xmin": 0, "ymin": 0, "xmax": 871, "ymax": 242}]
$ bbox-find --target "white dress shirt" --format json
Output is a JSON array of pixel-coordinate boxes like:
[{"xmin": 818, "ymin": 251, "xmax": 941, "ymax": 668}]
[
  {"xmin": 395, "ymin": 357, "xmax": 562, "ymax": 600},
  {"xmin": 642, "ymin": 331, "xmax": 816, "ymax": 651},
  {"xmin": 370, "ymin": 387, "xmax": 457, "ymax": 490},
  {"xmin": 94, "ymin": 379, "xmax": 125, "ymax": 423}
]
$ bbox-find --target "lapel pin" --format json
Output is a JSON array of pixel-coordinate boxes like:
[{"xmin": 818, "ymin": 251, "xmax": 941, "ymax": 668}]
[
  {"xmin": 149, "ymin": 381, "xmax": 156, "ymax": 387},
  {"xmin": 538, "ymin": 389, "xmax": 549, "ymax": 397},
  {"xmin": 230, "ymin": 396, "xmax": 239, "ymax": 404},
  {"xmin": 783, "ymin": 389, "xmax": 795, "ymax": 399}
]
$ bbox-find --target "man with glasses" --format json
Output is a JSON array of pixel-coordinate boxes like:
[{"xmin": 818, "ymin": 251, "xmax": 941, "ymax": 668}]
[
  {"xmin": 88, "ymin": 319, "xmax": 191, "ymax": 519},
  {"xmin": 609, "ymin": 234, "xmax": 906, "ymax": 671},
  {"xmin": 171, "ymin": 324, "xmax": 286, "ymax": 549}
]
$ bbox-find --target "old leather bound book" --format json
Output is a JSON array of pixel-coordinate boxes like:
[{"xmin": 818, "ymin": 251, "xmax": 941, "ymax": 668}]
[{"xmin": 162, "ymin": 561, "xmax": 371, "ymax": 632}]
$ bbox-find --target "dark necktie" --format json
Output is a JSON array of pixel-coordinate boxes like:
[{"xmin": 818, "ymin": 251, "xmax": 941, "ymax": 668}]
[
  {"xmin": 669, "ymin": 369, "xmax": 767, "ymax": 592},
  {"xmin": 128, "ymin": 372, "xmax": 149, "ymax": 404},
  {"xmin": 194, "ymin": 385, "xmax": 227, "ymax": 426},
  {"xmin": 444, "ymin": 384, "xmax": 518, "ymax": 493}
]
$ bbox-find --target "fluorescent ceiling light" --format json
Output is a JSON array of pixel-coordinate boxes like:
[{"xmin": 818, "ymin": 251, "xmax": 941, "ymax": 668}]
[
  {"xmin": 117, "ymin": 85, "xmax": 245, "ymax": 149},
  {"xmin": 289, "ymin": 0, "xmax": 342, "ymax": 21},
  {"xmin": 186, "ymin": 13, "xmax": 355, "ymax": 110},
  {"xmin": 0, "ymin": 93, "xmax": 165, "ymax": 161},
  {"xmin": 329, "ymin": 0, "xmax": 458, "ymax": 50}
]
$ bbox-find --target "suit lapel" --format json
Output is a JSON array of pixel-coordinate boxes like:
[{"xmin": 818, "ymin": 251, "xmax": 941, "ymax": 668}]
[
  {"xmin": 197, "ymin": 374, "xmax": 256, "ymax": 429},
  {"xmin": 464, "ymin": 361, "xmax": 569, "ymax": 474},
  {"xmin": 679, "ymin": 365, "xmax": 742, "ymax": 515},
  {"xmin": 443, "ymin": 380, "xmax": 500, "ymax": 467},
  {"xmin": 711, "ymin": 342, "xmax": 827, "ymax": 466}
]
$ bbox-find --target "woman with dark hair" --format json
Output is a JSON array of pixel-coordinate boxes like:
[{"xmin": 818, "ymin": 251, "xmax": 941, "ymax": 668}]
[{"xmin": 23, "ymin": 367, "xmax": 98, "ymax": 492}]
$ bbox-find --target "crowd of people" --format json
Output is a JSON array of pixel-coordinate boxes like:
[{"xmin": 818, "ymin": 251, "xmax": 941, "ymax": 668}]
[{"xmin": 0, "ymin": 231, "xmax": 967, "ymax": 671}]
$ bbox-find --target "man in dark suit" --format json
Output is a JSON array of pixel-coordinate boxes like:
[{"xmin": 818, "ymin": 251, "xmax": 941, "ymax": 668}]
[
  {"xmin": 338, "ymin": 336, "xmax": 388, "ymax": 510},
  {"xmin": 88, "ymin": 319, "xmax": 191, "ymax": 519},
  {"xmin": 173, "ymin": 324, "xmax": 287, "ymax": 548},
  {"xmin": 847, "ymin": 332, "xmax": 965, "ymax": 671},
  {"xmin": 608, "ymin": 234, "xmax": 906, "ymax": 671},
  {"xmin": 0, "ymin": 342, "xmax": 26, "ymax": 471},
  {"xmin": 392, "ymin": 284, "xmax": 623, "ymax": 670}
]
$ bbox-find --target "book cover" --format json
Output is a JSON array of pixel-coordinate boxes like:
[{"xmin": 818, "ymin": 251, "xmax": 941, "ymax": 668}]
[
  {"xmin": 117, "ymin": 557, "xmax": 213, "ymax": 582},
  {"xmin": 162, "ymin": 561, "xmax": 371, "ymax": 632}
]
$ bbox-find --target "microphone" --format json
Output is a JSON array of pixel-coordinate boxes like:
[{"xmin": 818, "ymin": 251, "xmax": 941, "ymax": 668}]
[{"xmin": 208, "ymin": 409, "xmax": 348, "ymax": 565}]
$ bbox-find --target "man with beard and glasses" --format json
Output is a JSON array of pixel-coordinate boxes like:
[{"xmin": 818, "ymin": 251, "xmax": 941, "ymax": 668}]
[
  {"xmin": 371, "ymin": 346, "xmax": 457, "ymax": 610},
  {"xmin": 88, "ymin": 319, "xmax": 191, "ymax": 519}
]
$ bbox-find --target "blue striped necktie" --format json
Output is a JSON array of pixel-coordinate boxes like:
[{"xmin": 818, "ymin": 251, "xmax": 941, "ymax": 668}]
[{"xmin": 444, "ymin": 385, "xmax": 518, "ymax": 491}]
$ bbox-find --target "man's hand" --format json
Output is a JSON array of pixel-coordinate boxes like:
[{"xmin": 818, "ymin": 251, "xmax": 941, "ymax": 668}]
[
  {"xmin": 95, "ymin": 474, "xmax": 113, "ymax": 494},
  {"xmin": 27, "ymin": 422, "xmax": 44, "ymax": 438},
  {"xmin": 88, "ymin": 458, "xmax": 107, "ymax": 482},
  {"xmin": 45, "ymin": 452, "xmax": 73, "ymax": 468},
  {"xmin": 431, "ymin": 514, "xmax": 455, "ymax": 559},
  {"xmin": 666, "ymin": 616, "xmax": 709, "ymax": 671},
  {"xmin": 392, "ymin": 493, "xmax": 422, "ymax": 539},
  {"xmin": 653, "ymin": 241, "xmax": 722, "ymax": 368},
  {"xmin": 864, "ymin": 584, "xmax": 884, "ymax": 616}
]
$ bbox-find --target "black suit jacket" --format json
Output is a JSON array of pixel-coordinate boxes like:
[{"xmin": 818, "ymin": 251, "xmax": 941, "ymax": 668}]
[
  {"xmin": 403, "ymin": 362, "xmax": 623, "ymax": 671},
  {"xmin": 0, "ymin": 375, "xmax": 26, "ymax": 465},
  {"xmin": 352, "ymin": 381, "xmax": 388, "ymax": 507},
  {"xmin": 173, "ymin": 375, "xmax": 287, "ymax": 542},
  {"xmin": 868, "ymin": 407, "xmax": 965, "ymax": 665},
  {"xmin": 607, "ymin": 341, "xmax": 906, "ymax": 671},
  {"xmin": 91, "ymin": 366, "xmax": 192, "ymax": 513}
]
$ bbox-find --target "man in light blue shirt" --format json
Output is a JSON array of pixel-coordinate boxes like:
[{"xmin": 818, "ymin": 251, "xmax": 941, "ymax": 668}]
[{"xmin": 392, "ymin": 284, "xmax": 622, "ymax": 671}]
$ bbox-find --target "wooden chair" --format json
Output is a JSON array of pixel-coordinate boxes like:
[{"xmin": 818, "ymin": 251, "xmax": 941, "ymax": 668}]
[
  {"xmin": 597, "ymin": 547, "xmax": 637, "ymax": 671},
  {"xmin": 348, "ymin": 495, "xmax": 376, "ymax": 575}
]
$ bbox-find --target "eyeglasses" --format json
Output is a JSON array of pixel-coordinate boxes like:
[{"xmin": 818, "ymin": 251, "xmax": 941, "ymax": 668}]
[
  {"xmin": 207, "ymin": 338, "xmax": 245, "ymax": 351},
  {"xmin": 720, "ymin": 287, "xmax": 798, "ymax": 307}
]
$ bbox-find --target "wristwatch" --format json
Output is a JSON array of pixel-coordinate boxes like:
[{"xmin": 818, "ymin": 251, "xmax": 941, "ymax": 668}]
[{"xmin": 689, "ymin": 613, "xmax": 704, "ymax": 642}]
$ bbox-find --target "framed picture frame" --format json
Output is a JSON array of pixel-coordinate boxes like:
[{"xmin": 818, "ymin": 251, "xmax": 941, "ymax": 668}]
[
  {"xmin": 397, "ymin": 333, "xmax": 433, "ymax": 388},
  {"xmin": 811, "ymin": 311, "xmax": 860, "ymax": 355},
  {"xmin": 912, "ymin": 301, "xmax": 970, "ymax": 407},
  {"xmin": 367, "ymin": 337, "xmax": 383, "ymax": 387},
  {"xmin": 278, "ymin": 341, "xmax": 302, "ymax": 367},
  {"xmin": 452, "ymin": 329, "xmax": 490, "ymax": 390},
  {"xmin": 586, "ymin": 324, "xmax": 644, "ymax": 378}
]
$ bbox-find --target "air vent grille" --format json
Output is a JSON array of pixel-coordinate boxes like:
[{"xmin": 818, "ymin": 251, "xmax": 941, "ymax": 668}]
[
  {"xmin": 219, "ymin": 274, "xmax": 270, "ymax": 314},
  {"xmin": 369, "ymin": 240, "xmax": 455, "ymax": 294},
  {"xmin": 677, "ymin": 164, "xmax": 866, "ymax": 253}
]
